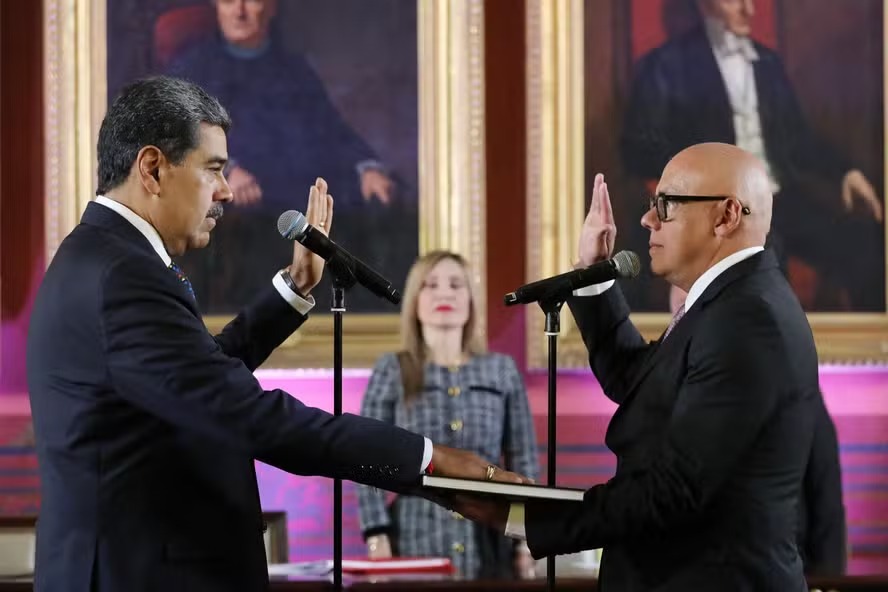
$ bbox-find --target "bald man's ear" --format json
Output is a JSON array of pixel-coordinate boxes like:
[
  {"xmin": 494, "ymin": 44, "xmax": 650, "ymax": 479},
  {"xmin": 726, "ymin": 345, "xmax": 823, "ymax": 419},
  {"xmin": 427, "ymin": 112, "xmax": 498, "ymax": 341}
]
[
  {"xmin": 136, "ymin": 145, "xmax": 164, "ymax": 195},
  {"xmin": 714, "ymin": 198, "xmax": 744, "ymax": 237}
]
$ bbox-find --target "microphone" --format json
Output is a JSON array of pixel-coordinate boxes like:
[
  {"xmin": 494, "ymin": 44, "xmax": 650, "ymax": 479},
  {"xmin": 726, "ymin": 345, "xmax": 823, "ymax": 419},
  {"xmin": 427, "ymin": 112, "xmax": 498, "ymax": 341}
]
[
  {"xmin": 504, "ymin": 250, "xmax": 641, "ymax": 306},
  {"xmin": 277, "ymin": 210, "xmax": 401, "ymax": 305}
]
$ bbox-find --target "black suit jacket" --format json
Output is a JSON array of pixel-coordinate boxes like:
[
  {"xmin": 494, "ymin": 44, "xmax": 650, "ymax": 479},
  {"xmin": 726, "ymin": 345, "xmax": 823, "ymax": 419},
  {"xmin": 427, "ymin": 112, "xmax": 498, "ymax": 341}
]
[
  {"xmin": 620, "ymin": 26, "xmax": 849, "ymax": 199},
  {"xmin": 27, "ymin": 202, "xmax": 425, "ymax": 592},
  {"xmin": 524, "ymin": 251, "xmax": 820, "ymax": 591},
  {"xmin": 799, "ymin": 396, "xmax": 847, "ymax": 575}
]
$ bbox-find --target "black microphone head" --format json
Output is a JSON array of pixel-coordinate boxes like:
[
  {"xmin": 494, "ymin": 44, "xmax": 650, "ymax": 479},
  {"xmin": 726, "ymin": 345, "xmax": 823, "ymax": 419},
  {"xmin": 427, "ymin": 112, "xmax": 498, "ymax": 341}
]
[
  {"xmin": 277, "ymin": 210, "xmax": 308, "ymax": 240},
  {"xmin": 613, "ymin": 250, "xmax": 641, "ymax": 279}
]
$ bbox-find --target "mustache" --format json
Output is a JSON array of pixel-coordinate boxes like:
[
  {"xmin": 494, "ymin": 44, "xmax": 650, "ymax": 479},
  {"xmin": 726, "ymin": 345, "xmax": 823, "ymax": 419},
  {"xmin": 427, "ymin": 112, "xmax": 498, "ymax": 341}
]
[{"xmin": 206, "ymin": 204, "xmax": 224, "ymax": 221}]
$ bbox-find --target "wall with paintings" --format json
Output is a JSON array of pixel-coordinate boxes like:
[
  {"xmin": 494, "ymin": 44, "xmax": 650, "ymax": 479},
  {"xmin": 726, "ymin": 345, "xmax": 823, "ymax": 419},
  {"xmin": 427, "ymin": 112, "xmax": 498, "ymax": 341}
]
[{"xmin": 0, "ymin": 0, "xmax": 886, "ymax": 580}]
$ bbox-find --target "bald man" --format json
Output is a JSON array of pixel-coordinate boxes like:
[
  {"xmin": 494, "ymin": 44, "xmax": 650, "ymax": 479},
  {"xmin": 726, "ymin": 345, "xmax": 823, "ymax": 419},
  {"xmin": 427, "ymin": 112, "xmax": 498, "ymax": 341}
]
[{"xmin": 457, "ymin": 143, "xmax": 819, "ymax": 591}]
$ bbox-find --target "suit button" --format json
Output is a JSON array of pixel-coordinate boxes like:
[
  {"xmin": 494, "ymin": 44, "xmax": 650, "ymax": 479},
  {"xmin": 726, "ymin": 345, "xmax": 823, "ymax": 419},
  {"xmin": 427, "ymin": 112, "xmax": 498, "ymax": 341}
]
[
  {"xmin": 452, "ymin": 542, "xmax": 465, "ymax": 553},
  {"xmin": 448, "ymin": 386, "xmax": 461, "ymax": 397},
  {"xmin": 450, "ymin": 419, "xmax": 463, "ymax": 431}
]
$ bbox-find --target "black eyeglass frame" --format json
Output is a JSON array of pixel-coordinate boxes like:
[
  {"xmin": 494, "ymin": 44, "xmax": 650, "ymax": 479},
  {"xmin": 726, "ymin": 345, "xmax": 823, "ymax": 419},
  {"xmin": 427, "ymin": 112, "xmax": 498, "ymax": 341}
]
[{"xmin": 649, "ymin": 193, "xmax": 751, "ymax": 222}]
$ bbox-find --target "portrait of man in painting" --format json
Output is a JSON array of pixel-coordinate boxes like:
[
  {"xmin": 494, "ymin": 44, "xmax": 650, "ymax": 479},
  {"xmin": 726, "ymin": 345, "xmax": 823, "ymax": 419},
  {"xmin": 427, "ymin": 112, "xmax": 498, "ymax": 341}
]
[
  {"xmin": 106, "ymin": 0, "xmax": 419, "ymax": 313},
  {"xmin": 585, "ymin": 0, "xmax": 885, "ymax": 312}
]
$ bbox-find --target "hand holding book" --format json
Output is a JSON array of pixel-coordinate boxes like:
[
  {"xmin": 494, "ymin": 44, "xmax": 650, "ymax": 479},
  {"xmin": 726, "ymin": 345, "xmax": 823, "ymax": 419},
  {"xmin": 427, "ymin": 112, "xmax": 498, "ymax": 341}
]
[
  {"xmin": 419, "ymin": 475, "xmax": 585, "ymax": 541},
  {"xmin": 448, "ymin": 494, "xmax": 512, "ymax": 533}
]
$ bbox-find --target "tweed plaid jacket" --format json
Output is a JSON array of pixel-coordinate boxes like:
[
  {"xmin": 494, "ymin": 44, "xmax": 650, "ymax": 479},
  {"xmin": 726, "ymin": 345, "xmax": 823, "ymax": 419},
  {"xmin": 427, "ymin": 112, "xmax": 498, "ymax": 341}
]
[{"xmin": 357, "ymin": 352, "xmax": 539, "ymax": 578}]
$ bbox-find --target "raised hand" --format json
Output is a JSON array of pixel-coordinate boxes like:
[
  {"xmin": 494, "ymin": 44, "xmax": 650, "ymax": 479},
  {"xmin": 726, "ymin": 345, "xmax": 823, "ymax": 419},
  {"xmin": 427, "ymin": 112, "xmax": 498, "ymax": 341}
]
[
  {"xmin": 576, "ymin": 173, "xmax": 616, "ymax": 267},
  {"xmin": 286, "ymin": 178, "xmax": 334, "ymax": 296}
]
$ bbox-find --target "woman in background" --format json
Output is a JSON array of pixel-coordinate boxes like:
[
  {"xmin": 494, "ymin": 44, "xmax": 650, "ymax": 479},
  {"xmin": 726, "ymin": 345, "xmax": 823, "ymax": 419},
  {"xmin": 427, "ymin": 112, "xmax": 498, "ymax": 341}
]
[{"xmin": 357, "ymin": 251, "xmax": 539, "ymax": 579}]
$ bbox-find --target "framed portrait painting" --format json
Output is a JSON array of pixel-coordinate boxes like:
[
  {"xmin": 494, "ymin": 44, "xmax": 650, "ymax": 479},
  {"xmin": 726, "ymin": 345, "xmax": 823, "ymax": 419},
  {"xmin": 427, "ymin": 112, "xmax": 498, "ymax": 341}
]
[
  {"xmin": 525, "ymin": 0, "xmax": 888, "ymax": 367},
  {"xmin": 44, "ymin": 0, "xmax": 488, "ymax": 368}
]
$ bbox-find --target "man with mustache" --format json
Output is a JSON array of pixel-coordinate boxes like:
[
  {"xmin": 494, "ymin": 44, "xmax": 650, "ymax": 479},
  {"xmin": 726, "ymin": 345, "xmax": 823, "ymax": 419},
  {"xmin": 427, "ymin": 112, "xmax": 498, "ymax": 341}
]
[{"xmin": 26, "ymin": 76, "xmax": 522, "ymax": 592}]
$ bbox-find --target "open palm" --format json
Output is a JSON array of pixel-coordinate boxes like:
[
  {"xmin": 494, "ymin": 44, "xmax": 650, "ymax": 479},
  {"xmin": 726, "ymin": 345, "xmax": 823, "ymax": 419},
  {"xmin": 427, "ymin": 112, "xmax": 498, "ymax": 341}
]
[
  {"xmin": 287, "ymin": 178, "xmax": 334, "ymax": 294},
  {"xmin": 577, "ymin": 173, "xmax": 617, "ymax": 267}
]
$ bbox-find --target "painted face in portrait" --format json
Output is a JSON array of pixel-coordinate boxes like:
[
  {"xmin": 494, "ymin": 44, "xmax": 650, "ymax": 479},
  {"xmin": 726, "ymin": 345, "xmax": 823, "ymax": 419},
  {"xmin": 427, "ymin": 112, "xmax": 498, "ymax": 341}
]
[
  {"xmin": 148, "ymin": 123, "xmax": 233, "ymax": 255},
  {"xmin": 699, "ymin": 0, "xmax": 755, "ymax": 37},
  {"xmin": 215, "ymin": 0, "xmax": 278, "ymax": 49},
  {"xmin": 416, "ymin": 258, "xmax": 473, "ymax": 332}
]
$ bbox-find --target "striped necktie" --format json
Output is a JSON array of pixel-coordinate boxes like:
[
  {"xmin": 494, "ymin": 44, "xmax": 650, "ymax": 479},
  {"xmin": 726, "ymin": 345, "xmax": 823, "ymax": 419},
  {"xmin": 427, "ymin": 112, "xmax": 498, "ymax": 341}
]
[
  {"xmin": 662, "ymin": 304, "xmax": 686, "ymax": 341},
  {"xmin": 168, "ymin": 261, "xmax": 196, "ymax": 302}
]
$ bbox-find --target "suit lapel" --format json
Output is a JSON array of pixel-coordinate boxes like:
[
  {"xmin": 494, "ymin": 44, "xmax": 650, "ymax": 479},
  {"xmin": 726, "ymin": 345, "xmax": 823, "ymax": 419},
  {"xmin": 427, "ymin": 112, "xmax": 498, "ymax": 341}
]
[
  {"xmin": 615, "ymin": 308, "xmax": 700, "ymax": 412},
  {"xmin": 80, "ymin": 201, "xmax": 160, "ymax": 261},
  {"xmin": 80, "ymin": 202, "xmax": 201, "ymax": 315}
]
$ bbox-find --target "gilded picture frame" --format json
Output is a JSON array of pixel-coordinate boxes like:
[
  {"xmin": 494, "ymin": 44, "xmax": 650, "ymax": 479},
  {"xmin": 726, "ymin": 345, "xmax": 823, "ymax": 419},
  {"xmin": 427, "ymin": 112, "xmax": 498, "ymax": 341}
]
[
  {"xmin": 43, "ymin": 0, "xmax": 487, "ymax": 368},
  {"xmin": 526, "ymin": 0, "xmax": 888, "ymax": 368}
]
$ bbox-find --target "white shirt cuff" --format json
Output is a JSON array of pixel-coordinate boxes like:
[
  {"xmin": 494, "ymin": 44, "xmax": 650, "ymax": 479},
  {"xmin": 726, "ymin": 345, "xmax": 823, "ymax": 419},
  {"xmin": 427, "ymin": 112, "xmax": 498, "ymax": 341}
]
[
  {"xmin": 504, "ymin": 502, "xmax": 527, "ymax": 540},
  {"xmin": 420, "ymin": 438, "xmax": 433, "ymax": 473},
  {"xmin": 272, "ymin": 272, "xmax": 315, "ymax": 315},
  {"xmin": 573, "ymin": 279, "xmax": 615, "ymax": 297}
]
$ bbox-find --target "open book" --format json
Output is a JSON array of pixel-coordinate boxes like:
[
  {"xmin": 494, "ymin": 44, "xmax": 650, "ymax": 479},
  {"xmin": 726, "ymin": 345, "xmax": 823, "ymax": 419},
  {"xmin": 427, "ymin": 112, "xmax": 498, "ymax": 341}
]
[
  {"xmin": 421, "ymin": 475, "xmax": 585, "ymax": 502},
  {"xmin": 267, "ymin": 557, "xmax": 453, "ymax": 577}
]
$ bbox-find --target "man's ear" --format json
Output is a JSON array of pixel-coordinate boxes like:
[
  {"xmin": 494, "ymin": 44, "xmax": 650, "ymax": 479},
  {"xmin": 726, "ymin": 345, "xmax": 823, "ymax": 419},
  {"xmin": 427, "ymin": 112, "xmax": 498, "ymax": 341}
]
[
  {"xmin": 136, "ymin": 145, "xmax": 164, "ymax": 195},
  {"xmin": 714, "ymin": 199, "xmax": 743, "ymax": 237}
]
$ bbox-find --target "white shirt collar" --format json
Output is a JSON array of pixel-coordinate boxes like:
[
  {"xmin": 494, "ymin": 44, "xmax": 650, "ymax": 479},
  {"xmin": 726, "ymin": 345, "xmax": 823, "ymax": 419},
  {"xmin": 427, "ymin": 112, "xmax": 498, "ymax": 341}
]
[
  {"xmin": 703, "ymin": 17, "xmax": 759, "ymax": 61},
  {"xmin": 684, "ymin": 246, "xmax": 764, "ymax": 311},
  {"xmin": 94, "ymin": 196, "xmax": 172, "ymax": 267}
]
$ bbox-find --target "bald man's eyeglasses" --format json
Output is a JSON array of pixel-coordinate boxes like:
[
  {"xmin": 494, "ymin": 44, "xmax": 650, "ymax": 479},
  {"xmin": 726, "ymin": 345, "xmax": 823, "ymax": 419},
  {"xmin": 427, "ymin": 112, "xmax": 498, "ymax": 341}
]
[{"xmin": 648, "ymin": 194, "xmax": 752, "ymax": 222}]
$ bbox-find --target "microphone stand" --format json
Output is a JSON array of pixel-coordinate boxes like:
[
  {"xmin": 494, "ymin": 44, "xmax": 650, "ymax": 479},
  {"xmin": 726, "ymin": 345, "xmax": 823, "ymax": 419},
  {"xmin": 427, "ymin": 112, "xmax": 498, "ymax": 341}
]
[
  {"xmin": 538, "ymin": 290, "xmax": 565, "ymax": 592},
  {"xmin": 326, "ymin": 254, "xmax": 358, "ymax": 592}
]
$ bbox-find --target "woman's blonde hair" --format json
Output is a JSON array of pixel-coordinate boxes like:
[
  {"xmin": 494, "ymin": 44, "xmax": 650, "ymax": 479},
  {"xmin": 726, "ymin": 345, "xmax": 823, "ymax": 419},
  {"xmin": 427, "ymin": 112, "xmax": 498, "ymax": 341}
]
[{"xmin": 398, "ymin": 250, "xmax": 485, "ymax": 400}]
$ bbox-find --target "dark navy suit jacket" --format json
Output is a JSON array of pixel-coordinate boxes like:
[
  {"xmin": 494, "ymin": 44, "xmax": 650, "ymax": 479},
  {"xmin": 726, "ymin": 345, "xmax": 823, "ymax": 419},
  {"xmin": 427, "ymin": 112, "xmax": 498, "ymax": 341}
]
[
  {"xmin": 525, "ymin": 252, "xmax": 820, "ymax": 591},
  {"xmin": 27, "ymin": 202, "xmax": 425, "ymax": 592},
  {"xmin": 798, "ymin": 397, "xmax": 846, "ymax": 576}
]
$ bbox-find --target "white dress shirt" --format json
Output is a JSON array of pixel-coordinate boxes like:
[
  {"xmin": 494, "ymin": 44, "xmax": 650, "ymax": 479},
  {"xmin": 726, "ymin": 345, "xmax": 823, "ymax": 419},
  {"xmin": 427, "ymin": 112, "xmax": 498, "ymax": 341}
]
[
  {"xmin": 95, "ymin": 196, "xmax": 434, "ymax": 472},
  {"xmin": 703, "ymin": 19, "xmax": 780, "ymax": 193},
  {"xmin": 504, "ymin": 246, "xmax": 765, "ymax": 540}
]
